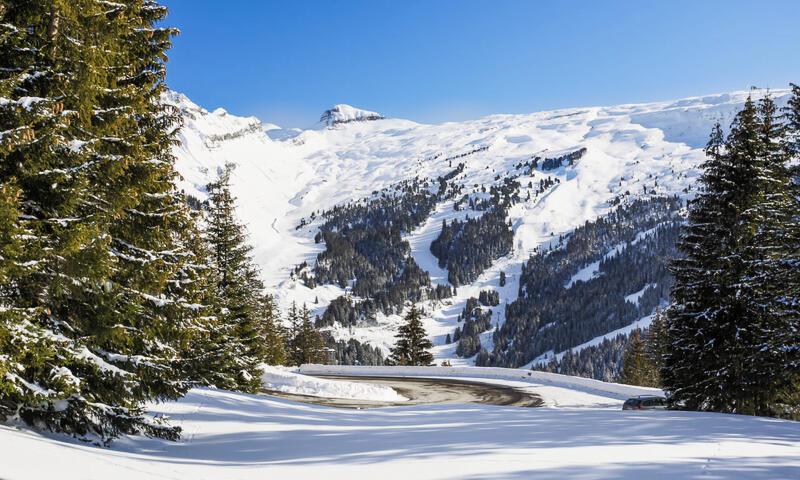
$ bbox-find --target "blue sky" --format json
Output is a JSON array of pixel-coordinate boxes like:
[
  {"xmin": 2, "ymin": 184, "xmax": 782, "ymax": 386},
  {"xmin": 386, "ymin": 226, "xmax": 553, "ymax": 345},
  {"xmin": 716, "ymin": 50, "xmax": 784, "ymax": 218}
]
[{"xmin": 162, "ymin": 0, "xmax": 800, "ymax": 128}]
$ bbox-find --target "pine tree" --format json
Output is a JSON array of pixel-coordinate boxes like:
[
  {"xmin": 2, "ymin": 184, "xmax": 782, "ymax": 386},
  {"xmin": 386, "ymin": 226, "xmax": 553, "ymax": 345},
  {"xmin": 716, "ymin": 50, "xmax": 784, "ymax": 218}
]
[
  {"xmin": 292, "ymin": 304, "xmax": 327, "ymax": 365},
  {"xmin": 0, "ymin": 1, "xmax": 209, "ymax": 442},
  {"xmin": 778, "ymin": 85, "xmax": 800, "ymax": 417},
  {"xmin": 620, "ymin": 330, "xmax": 658, "ymax": 387},
  {"xmin": 389, "ymin": 305, "xmax": 434, "ymax": 366},
  {"xmin": 784, "ymin": 84, "xmax": 800, "ymax": 175},
  {"xmin": 286, "ymin": 302, "xmax": 301, "ymax": 364},
  {"xmin": 666, "ymin": 100, "xmax": 765, "ymax": 414},
  {"xmin": 204, "ymin": 166, "xmax": 266, "ymax": 392},
  {"xmin": 664, "ymin": 94, "xmax": 799, "ymax": 418},
  {"xmin": 748, "ymin": 90, "xmax": 800, "ymax": 418},
  {"xmin": 644, "ymin": 308, "xmax": 667, "ymax": 385},
  {"xmin": 260, "ymin": 295, "xmax": 287, "ymax": 366},
  {"xmin": 177, "ymin": 224, "xmax": 241, "ymax": 390}
]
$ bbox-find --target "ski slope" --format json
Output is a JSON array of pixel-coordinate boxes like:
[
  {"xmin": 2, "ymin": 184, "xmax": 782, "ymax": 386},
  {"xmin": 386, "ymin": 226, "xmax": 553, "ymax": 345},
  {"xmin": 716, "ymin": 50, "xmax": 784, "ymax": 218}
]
[
  {"xmin": 2, "ymin": 371, "xmax": 798, "ymax": 480},
  {"xmin": 166, "ymin": 89, "xmax": 791, "ymax": 363}
]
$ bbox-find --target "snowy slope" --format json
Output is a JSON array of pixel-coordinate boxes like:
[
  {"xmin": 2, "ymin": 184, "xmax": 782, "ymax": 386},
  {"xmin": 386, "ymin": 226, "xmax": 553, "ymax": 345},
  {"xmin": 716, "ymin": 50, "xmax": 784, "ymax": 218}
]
[
  {"xmin": 167, "ymin": 89, "xmax": 790, "ymax": 363},
  {"xmin": 2, "ymin": 383, "xmax": 799, "ymax": 480}
]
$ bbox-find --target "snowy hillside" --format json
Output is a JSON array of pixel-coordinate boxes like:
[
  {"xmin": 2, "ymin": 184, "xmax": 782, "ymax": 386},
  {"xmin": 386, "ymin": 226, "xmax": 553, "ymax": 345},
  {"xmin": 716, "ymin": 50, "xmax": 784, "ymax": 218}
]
[{"xmin": 167, "ymin": 89, "xmax": 790, "ymax": 366}]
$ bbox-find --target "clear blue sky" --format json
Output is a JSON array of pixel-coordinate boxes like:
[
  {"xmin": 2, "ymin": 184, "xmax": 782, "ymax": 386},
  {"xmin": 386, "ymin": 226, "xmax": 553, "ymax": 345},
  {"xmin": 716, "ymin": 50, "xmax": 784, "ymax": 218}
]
[{"xmin": 162, "ymin": 0, "xmax": 800, "ymax": 128}]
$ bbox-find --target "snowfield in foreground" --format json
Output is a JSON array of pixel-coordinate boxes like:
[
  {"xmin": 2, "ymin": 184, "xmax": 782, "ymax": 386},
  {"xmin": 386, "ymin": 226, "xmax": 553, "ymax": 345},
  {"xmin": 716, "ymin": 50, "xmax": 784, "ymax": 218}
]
[
  {"xmin": 261, "ymin": 365, "xmax": 407, "ymax": 401},
  {"xmin": 1, "ymin": 369, "xmax": 798, "ymax": 480}
]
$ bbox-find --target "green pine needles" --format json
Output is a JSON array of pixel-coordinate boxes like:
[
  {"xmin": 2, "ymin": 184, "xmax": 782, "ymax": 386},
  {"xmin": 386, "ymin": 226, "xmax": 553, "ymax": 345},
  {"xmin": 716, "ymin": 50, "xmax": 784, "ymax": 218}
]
[
  {"xmin": 389, "ymin": 305, "xmax": 434, "ymax": 366},
  {"xmin": 0, "ymin": 1, "xmax": 291, "ymax": 444}
]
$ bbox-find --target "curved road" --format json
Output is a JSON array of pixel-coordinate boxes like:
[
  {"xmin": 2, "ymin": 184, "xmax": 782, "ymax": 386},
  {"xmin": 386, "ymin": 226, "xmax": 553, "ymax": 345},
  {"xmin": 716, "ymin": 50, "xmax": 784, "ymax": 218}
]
[{"xmin": 263, "ymin": 375, "xmax": 543, "ymax": 408}]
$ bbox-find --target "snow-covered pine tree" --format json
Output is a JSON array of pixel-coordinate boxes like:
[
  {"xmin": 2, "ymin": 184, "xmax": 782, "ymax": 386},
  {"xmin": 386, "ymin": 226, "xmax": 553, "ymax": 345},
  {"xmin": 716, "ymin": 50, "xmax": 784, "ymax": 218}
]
[
  {"xmin": 663, "ymin": 122, "xmax": 731, "ymax": 411},
  {"xmin": 785, "ymin": 84, "xmax": 800, "ymax": 177},
  {"xmin": 292, "ymin": 304, "xmax": 327, "ymax": 365},
  {"xmin": 665, "ymin": 95, "xmax": 799, "ymax": 417},
  {"xmin": 778, "ymin": 85, "xmax": 800, "ymax": 417},
  {"xmin": 388, "ymin": 305, "xmax": 434, "ymax": 366},
  {"xmin": 204, "ymin": 167, "xmax": 267, "ymax": 392},
  {"xmin": 177, "ymin": 222, "xmax": 237, "ymax": 389},
  {"xmin": 0, "ymin": 181, "xmax": 65, "ymax": 428},
  {"xmin": 0, "ymin": 1, "xmax": 204, "ymax": 441},
  {"xmin": 747, "ymin": 92, "xmax": 800, "ymax": 418}
]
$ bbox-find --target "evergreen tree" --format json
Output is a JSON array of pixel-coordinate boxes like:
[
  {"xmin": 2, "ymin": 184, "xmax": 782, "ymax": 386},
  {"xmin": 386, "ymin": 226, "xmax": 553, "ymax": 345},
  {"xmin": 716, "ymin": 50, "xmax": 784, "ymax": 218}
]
[
  {"xmin": 778, "ymin": 85, "xmax": 800, "ymax": 416},
  {"xmin": 292, "ymin": 304, "xmax": 327, "ymax": 365},
  {"xmin": 665, "ymin": 94, "xmax": 799, "ymax": 418},
  {"xmin": 665, "ymin": 102, "xmax": 762, "ymax": 414},
  {"xmin": 644, "ymin": 308, "xmax": 667, "ymax": 385},
  {"xmin": 388, "ymin": 305, "xmax": 434, "ymax": 366},
  {"xmin": 784, "ymin": 84, "xmax": 800, "ymax": 175},
  {"xmin": 204, "ymin": 167, "xmax": 266, "ymax": 392},
  {"xmin": 748, "ymin": 92, "xmax": 800, "ymax": 417},
  {"xmin": 260, "ymin": 295, "xmax": 287, "ymax": 366},
  {"xmin": 620, "ymin": 330, "xmax": 658, "ymax": 387},
  {"xmin": 286, "ymin": 302, "xmax": 301, "ymax": 364},
  {"xmin": 663, "ymin": 120, "xmax": 732, "ymax": 412},
  {"xmin": 0, "ymin": 1, "xmax": 209, "ymax": 442}
]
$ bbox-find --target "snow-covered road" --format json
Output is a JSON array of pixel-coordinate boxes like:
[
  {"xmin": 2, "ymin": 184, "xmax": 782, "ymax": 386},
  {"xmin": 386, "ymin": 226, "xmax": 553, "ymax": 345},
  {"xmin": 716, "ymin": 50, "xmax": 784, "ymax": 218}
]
[{"xmin": 1, "ymin": 386, "xmax": 798, "ymax": 480}]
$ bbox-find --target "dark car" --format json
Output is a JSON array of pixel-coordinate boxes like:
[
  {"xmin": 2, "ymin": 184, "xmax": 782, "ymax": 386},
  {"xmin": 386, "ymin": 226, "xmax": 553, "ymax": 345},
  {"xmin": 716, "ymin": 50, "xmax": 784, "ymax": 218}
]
[{"xmin": 622, "ymin": 395, "xmax": 667, "ymax": 410}]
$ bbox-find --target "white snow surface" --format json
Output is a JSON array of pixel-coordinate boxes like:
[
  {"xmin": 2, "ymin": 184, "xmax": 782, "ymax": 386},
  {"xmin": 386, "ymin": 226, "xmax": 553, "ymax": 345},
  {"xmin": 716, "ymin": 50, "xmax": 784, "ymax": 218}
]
[
  {"xmin": 261, "ymin": 365, "xmax": 406, "ymax": 401},
  {"xmin": 2, "ymin": 372, "xmax": 799, "ymax": 479},
  {"xmin": 165, "ymin": 88, "xmax": 790, "ymax": 362}
]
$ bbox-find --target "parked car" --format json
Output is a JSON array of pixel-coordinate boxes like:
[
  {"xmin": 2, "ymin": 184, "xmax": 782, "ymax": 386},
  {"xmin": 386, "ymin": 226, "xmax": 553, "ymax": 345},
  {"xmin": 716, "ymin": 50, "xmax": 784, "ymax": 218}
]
[{"xmin": 622, "ymin": 395, "xmax": 667, "ymax": 410}]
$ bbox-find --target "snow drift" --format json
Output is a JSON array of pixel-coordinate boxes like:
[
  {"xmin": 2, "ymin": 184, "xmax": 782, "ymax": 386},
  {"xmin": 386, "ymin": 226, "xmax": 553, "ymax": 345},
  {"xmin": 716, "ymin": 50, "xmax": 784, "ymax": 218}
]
[{"xmin": 261, "ymin": 365, "xmax": 406, "ymax": 401}]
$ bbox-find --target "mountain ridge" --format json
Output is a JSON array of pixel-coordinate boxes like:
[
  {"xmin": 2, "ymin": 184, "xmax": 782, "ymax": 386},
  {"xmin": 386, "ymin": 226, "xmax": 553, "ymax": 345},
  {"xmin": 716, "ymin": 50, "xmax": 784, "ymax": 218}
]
[{"xmin": 166, "ymin": 88, "xmax": 790, "ymax": 368}]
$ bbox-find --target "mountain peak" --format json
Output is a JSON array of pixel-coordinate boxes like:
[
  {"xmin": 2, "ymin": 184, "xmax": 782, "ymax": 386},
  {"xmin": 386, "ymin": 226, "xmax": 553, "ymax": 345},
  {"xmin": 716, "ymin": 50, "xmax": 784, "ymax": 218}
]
[{"xmin": 320, "ymin": 104, "xmax": 384, "ymax": 127}]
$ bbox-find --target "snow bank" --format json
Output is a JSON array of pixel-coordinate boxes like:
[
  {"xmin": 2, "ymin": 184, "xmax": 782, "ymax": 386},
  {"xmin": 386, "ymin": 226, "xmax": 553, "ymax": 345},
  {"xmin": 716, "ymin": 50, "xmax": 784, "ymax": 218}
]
[
  {"xmin": 297, "ymin": 364, "xmax": 662, "ymax": 400},
  {"xmin": 261, "ymin": 365, "xmax": 406, "ymax": 402}
]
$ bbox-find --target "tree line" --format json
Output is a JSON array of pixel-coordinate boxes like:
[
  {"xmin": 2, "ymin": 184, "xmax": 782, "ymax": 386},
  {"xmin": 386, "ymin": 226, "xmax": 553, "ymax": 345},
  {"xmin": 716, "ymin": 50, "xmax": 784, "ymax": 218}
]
[
  {"xmin": 483, "ymin": 197, "xmax": 682, "ymax": 368},
  {"xmin": 431, "ymin": 177, "xmax": 519, "ymax": 286}
]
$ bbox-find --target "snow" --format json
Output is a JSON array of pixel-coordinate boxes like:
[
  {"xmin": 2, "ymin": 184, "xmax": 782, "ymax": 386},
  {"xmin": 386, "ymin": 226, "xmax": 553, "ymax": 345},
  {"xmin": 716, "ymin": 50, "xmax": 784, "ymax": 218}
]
[
  {"xmin": 297, "ymin": 364, "xmax": 664, "ymax": 403},
  {"xmin": 165, "ymin": 88, "xmax": 791, "ymax": 362},
  {"xmin": 261, "ymin": 365, "xmax": 406, "ymax": 402},
  {"xmin": 2, "ymin": 378, "xmax": 798, "ymax": 479}
]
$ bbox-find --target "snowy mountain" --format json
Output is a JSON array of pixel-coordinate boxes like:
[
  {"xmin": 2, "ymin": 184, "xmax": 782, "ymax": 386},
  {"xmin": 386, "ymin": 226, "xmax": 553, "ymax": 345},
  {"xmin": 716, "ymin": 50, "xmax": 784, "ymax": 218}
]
[
  {"xmin": 320, "ymin": 104, "xmax": 385, "ymax": 126},
  {"xmin": 166, "ymin": 89, "xmax": 790, "ymax": 369}
]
